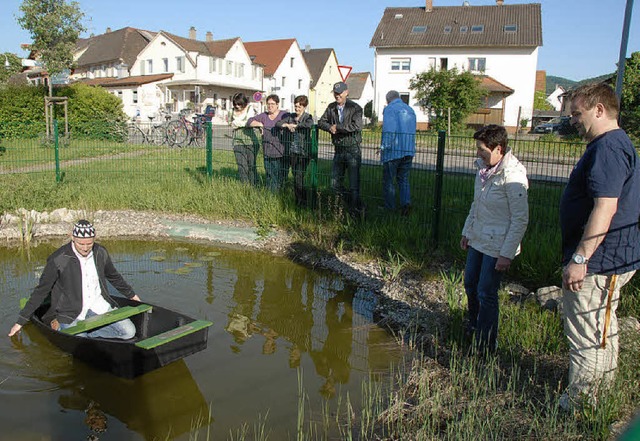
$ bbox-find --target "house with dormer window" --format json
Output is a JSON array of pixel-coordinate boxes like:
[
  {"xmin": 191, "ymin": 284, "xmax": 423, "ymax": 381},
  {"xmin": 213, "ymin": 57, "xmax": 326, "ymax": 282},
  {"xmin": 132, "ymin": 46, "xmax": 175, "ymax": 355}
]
[
  {"xmin": 370, "ymin": 0, "xmax": 542, "ymax": 130},
  {"xmin": 244, "ymin": 39, "xmax": 312, "ymax": 112}
]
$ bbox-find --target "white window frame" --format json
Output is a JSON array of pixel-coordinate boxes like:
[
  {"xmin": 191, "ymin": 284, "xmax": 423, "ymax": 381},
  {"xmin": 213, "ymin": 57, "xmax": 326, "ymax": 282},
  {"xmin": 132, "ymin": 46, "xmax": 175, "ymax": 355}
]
[
  {"xmin": 390, "ymin": 58, "xmax": 411, "ymax": 72},
  {"xmin": 162, "ymin": 58, "xmax": 169, "ymax": 73},
  {"xmin": 176, "ymin": 56, "xmax": 185, "ymax": 73},
  {"xmin": 468, "ymin": 57, "xmax": 486, "ymax": 73}
]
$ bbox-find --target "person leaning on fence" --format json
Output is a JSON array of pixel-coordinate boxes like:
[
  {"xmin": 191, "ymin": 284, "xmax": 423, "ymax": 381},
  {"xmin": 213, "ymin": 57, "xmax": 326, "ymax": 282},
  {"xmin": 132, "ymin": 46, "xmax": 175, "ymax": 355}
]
[
  {"xmin": 8, "ymin": 220, "xmax": 141, "ymax": 339},
  {"xmin": 248, "ymin": 94, "xmax": 288, "ymax": 192},
  {"xmin": 460, "ymin": 124, "xmax": 529, "ymax": 354},
  {"xmin": 276, "ymin": 95, "xmax": 314, "ymax": 206},
  {"xmin": 380, "ymin": 90, "xmax": 416, "ymax": 215},
  {"xmin": 318, "ymin": 81, "xmax": 365, "ymax": 216},
  {"xmin": 558, "ymin": 83, "xmax": 640, "ymax": 412},
  {"xmin": 230, "ymin": 93, "xmax": 260, "ymax": 185}
]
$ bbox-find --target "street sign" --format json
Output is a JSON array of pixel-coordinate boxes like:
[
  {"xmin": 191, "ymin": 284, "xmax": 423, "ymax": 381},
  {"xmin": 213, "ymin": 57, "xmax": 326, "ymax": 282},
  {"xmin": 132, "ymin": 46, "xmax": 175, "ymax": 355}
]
[
  {"xmin": 338, "ymin": 65, "xmax": 352, "ymax": 82},
  {"xmin": 253, "ymin": 91, "xmax": 263, "ymax": 102}
]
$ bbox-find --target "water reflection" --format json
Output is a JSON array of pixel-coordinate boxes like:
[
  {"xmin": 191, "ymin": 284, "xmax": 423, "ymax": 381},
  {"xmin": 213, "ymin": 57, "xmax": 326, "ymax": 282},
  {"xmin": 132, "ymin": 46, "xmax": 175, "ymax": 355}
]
[{"xmin": 0, "ymin": 239, "xmax": 404, "ymax": 439}]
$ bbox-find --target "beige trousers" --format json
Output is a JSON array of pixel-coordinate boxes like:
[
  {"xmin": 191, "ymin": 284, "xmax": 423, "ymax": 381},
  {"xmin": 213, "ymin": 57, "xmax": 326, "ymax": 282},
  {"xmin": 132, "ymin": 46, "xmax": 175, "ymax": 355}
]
[{"xmin": 562, "ymin": 270, "xmax": 635, "ymax": 400}]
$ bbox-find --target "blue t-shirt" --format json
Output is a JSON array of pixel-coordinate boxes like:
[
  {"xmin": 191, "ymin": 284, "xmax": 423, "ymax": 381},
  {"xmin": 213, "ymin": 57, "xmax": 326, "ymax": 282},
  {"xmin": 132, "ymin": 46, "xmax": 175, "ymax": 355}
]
[{"xmin": 560, "ymin": 129, "xmax": 640, "ymax": 274}]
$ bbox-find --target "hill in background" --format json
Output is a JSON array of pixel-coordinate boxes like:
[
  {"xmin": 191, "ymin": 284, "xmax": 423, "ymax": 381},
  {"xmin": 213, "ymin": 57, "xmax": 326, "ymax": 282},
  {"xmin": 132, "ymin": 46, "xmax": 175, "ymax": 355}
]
[{"xmin": 546, "ymin": 73, "xmax": 615, "ymax": 95}]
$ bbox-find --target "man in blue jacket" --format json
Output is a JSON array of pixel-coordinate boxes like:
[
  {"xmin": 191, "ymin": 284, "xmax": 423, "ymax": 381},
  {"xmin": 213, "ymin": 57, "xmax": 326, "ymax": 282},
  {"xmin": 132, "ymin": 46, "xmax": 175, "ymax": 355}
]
[
  {"xmin": 380, "ymin": 90, "xmax": 416, "ymax": 215},
  {"xmin": 8, "ymin": 220, "xmax": 140, "ymax": 339}
]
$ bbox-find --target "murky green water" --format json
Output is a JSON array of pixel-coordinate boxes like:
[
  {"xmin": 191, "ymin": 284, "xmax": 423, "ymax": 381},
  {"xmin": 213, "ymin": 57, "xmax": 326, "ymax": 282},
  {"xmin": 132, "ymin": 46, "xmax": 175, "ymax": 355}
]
[{"xmin": 0, "ymin": 239, "xmax": 405, "ymax": 440}]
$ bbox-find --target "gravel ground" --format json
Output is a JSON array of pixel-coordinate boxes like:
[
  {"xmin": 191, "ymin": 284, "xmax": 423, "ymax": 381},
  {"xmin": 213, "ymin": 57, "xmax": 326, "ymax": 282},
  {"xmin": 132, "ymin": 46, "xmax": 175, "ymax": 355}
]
[{"xmin": 0, "ymin": 208, "xmax": 449, "ymax": 338}]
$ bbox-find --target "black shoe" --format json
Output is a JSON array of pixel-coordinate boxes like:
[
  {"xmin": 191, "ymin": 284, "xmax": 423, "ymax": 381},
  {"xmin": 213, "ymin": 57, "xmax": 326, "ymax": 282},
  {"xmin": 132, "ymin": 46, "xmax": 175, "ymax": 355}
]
[{"xmin": 400, "ymin": 204, "xmax": 412, "ymax": 216}]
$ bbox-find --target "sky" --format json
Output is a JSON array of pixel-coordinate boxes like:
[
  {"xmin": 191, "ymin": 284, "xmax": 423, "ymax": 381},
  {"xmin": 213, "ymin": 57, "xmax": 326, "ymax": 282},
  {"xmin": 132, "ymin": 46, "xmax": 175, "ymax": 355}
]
[{"xmin": 0, "ymin": 0, "xmax": 638, "ymax": 82}]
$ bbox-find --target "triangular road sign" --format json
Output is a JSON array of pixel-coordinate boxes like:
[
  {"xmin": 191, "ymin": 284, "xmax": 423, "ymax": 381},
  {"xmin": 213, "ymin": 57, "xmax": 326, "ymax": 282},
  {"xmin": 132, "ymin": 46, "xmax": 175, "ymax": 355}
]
[{"xmin": 338, "ymin": 65, "xmax": 352, "ymax": 82}]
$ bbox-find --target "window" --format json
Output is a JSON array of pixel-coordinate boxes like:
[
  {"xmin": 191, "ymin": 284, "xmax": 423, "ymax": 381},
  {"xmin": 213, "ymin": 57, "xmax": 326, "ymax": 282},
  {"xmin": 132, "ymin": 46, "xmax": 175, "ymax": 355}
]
[
  {"xmin": 116, "ymin": 90, "xmax": 123, "ymax": 100},
  {"xmin": 209, "ymin": 57, "xmax": 216, "ymax": 73},
  {"xmin": 460, "ymin": 26, "xmax": 468, "ymax": 33},
  {"xmin": 281, "ymin": 76, "xmax": 286, "ymax": 87},
  {"xmin": 226, "ymin": 61, "xmax": 233, "ymax": 75},
  {"xmin": 400, "ymin": 93, "xmax": 410, "ymax": 105},
  {"xmin": 411, "ymin": 26, "xmax": 427, "ymax": 33},
  {"xmin": 238, "ymin": 63, "xmax": 244, "ymax": 77},
  {"xmin": 147, "ymin": 59, "xmax": 153, "ymax": 74},
  {"xmin": 444, "ymin": 26, "xmax": 452, "ymax": 34},
  {"xmin": 298, "ymin": 79, "xmax": 302, "ymax": 89},
  {"xmin": 290, "ymin": 57, "xmax": 294, "ymax": 68},
  {"xmin": 468, "ymin": 57, "xmax": 486, "ymax": 72},
  {"xmin": 391, "ymin": 58, "xmax": 411, "ymax": 71},
  {"xmin": 176, "ymin": 56, "xmax": 185, "ymax": 73},
  {"xmin": 440, "ymin": 57, "xmax": 448, "ymax": 70},
  {"xmin": 133, "ymin": 90, "xmax": 138, "ymax": 104},
  {"xmin": 140, "ymin": 61, "xmax": 145, "ymax": 75},
  {"xmin": 428, "ymin": 57, "xmax": 437, "ymax": 69},
  {"xmin": 504, "ymin": 24, "xmax": 518, "ymax": 32},
  {"xmin": 471, "ymin": 25, "xmax": 484, "ymax": 33},
  {"xmin": 162, "ymin": 58, "xmax": 168, "ymax": 73}
]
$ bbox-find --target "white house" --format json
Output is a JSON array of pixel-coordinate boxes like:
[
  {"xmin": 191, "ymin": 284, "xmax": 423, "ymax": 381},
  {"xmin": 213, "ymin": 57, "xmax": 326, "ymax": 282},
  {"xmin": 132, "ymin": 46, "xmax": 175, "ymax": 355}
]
[
  {"xmin": 244, "ymin": 39, "xmax": 312, "ymax": 112},
  {"xmin": 346, "ymin": 72, "xmax": 375, "ymax": 121},
  {"xmin": 546, "ymin": 85, "xmax": 565, "ymax": 111},
  {"xmin": 369, "ymin": 0, "xmax": 542, "ymax": 130}
]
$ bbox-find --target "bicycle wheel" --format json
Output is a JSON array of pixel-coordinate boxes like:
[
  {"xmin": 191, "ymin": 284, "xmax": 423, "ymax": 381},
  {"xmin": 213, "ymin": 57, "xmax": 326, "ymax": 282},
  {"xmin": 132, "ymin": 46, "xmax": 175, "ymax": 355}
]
[
  {"xmin": 149, "ymin": 124, "xmax": 167, "ymax": 146},
  {"xmin": 191, "ymin": 126, "xmax": 206, "ymax": 147},
  {"xmin": 166, "ymin": 120, "xmax": 188, "ymax": 147},
  {"xmin": 128, "ymin": 124, "xmax": 145, "ymax": 145}
]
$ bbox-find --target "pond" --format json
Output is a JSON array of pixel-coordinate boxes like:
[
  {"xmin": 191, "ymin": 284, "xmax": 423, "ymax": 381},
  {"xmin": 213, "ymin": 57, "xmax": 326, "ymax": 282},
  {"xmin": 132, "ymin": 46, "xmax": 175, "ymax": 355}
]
[{"xmin": 0, "ymin": 239, "xmax": 405, "ymax": 440}]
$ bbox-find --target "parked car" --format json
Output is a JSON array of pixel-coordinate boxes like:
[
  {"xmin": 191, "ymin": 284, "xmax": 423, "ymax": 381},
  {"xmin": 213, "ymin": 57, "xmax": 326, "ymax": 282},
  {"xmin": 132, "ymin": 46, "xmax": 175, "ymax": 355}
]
[{"xmin": 532, "ymin": 116, "xmax": 577, "ymax": 136}]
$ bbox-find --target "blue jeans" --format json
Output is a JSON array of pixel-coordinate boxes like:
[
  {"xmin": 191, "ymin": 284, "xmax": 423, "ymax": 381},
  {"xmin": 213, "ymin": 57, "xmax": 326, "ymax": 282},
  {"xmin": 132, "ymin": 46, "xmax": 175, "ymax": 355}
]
[
  {"xmin": 332, "ymin": 146, "xmax": 363, "ymax": 212},
  {"xmin": 263, "ymin": 156, "xmax": 287, "ymax": 192},
  {"xmin": 60, "ymin": 309, "xmax": 136, "ymax": 339},
  {"xmin": 464, "ymin": 247, "xmax": 503, "ymax": 351},
  {"xmin": 383, "ymin": 156, "xmax": 413, "ymax": 210}
]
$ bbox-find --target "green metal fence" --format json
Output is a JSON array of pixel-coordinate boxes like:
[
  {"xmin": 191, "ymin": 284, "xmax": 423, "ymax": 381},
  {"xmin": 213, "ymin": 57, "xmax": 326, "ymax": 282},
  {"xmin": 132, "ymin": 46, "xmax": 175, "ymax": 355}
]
[{"xmin": 0, "ymin": 119, "xmax": 593, "ymax": 260}]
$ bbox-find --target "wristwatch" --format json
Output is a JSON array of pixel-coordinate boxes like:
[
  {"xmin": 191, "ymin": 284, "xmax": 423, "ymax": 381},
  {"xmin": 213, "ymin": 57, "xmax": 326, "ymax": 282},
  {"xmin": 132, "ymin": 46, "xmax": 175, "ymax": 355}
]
[{"xmin": 572, "ymin": 253, "xmax": 589, "ymax": 265}]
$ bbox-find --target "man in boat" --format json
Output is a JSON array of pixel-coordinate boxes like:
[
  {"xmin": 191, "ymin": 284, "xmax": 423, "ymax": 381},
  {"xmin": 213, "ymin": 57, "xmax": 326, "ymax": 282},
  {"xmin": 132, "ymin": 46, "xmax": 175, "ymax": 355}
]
[{"xmin": 8, "ymin": 219, "xmax": 141, "ymax": 339}]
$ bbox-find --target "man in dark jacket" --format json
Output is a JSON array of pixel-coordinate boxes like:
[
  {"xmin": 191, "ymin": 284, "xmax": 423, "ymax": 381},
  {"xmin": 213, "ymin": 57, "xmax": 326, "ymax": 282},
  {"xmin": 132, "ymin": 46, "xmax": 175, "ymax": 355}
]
[
  {"xmin": 8, "ymin": 220, "xmax": 140, "ymax": 339},
  {"xmin": 318, "ymin": 81, "xmax": 364, "ymax": 215}
]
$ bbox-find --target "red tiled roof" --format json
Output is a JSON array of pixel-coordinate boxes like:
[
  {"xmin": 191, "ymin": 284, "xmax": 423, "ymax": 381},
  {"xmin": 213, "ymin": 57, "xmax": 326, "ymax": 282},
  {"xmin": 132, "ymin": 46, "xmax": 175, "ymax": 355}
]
[
  {"xmin": 480, "ymin": 75, "xmax": 513, "ymax": 94},
  {"xmin": 244, "ymin": 39, "xmax": 297, "ymax": 76}
]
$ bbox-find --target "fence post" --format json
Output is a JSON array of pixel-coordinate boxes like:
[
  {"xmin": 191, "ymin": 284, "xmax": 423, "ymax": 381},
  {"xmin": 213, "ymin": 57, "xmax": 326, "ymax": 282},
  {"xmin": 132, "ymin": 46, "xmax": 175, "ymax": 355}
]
[
  {"xmin": 432, "ymin": 130, "xmax": 446, "ymax": 246},
  {"xmin": 54, "ymin": 119, "xmax": 61, "ymax": 183},
  {"xmin": 206, "ymin": 121, "xmax": 213, "ymax": 179},
  {"xmin": 308, "ymin": 125, "xmax": 319, "ymax": 208}
]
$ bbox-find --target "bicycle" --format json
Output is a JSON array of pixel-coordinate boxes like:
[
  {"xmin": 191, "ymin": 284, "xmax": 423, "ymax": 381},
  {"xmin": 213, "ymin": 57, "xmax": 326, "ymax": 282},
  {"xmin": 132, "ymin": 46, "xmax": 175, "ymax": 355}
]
[
  {"xmin": 166, "ymin": 109, "xmax": 209, "ymax": 147},
  {"xmin": 128, "ymin": 112, "xmax": 172, "ymax": 146}
]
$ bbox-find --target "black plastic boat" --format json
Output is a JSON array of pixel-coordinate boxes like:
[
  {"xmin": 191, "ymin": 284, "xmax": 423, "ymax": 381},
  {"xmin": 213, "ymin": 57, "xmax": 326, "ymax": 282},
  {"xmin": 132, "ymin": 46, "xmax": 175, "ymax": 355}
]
[{"xmin": 27, "ymin": 296, "xmax": 212, "ymax": 378}]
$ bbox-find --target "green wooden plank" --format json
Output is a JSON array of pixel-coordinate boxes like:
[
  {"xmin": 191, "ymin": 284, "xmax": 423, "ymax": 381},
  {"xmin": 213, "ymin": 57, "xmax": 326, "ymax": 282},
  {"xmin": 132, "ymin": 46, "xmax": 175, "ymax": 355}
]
[
  {"xmin": 61, "ymin": 304, "xmax": 153, "ymax": 335},
  {"xmin": 135, "ymin": 320, "xmax": 212, "ymax": 350}
]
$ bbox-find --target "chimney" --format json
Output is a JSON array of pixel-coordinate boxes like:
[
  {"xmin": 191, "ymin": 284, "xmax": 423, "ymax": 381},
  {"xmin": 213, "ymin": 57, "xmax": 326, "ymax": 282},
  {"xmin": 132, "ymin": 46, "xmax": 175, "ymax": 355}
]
[
  {"xmin": 426, "ymin": 0, "xmax": 433, "ymax": 11},
  {"xmin": 304, "ymin": 44, "xmax": 311, "ymax": 52},
  {"xmin": 496, "ymin": 0, "xmax": 504, "ymax": 5},
  {"xmin": 106, "ymin": 27, "xmax": 111, "ymax": 33},
  {"xmin": 189, "ymin": 26, "xmax": 196, "ymax": 40},
  {"xmin": 206, "ymin": 31, "xmax": 213, "ymax": 42}
]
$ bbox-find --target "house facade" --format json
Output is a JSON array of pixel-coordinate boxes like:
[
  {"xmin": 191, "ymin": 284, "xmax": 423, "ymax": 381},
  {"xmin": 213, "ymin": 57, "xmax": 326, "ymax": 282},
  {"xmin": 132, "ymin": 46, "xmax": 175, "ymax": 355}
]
[
  {"xmin": 244, "ymin": 39, "xmax": 312, "ymax": 112},
  {"xmin": 345, "ymin": 72, "xmax": 374, "ymax": 121},
  {"xmin": 370, "ymin": 1, "xmax": 542, "ymax": 130},
  {"xmin": 301, "ymin": 48, "xmax": 342, "ymax": 119}
]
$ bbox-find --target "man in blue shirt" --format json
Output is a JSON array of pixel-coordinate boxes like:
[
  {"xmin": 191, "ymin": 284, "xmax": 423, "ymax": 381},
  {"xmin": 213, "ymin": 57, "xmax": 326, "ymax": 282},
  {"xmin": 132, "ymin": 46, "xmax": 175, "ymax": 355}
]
[
  {"xmin": 380, "ymin": 90, "xmax": 416, "ymax": 215},
  {"xmin": 559, "ymin": 83, "xmax": 640, "ymax": 411}
]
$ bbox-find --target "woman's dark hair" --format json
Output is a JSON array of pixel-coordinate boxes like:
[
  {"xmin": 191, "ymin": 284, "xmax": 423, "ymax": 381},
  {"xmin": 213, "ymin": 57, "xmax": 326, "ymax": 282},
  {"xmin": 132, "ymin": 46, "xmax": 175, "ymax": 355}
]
[
  {"xmin": 232, "ymin": 93, "xmax": 249, "ymax": 109},
  {"xmin": 294, "ymin": 95, "xmax": 309, "ymax": 107},
  {"xmin": 473, "ymin": 124, "xmax": 508, "ymax": 153},
  {"xmin": 266, "ymin": 94, "xmax": 280, "ymax": 104}
]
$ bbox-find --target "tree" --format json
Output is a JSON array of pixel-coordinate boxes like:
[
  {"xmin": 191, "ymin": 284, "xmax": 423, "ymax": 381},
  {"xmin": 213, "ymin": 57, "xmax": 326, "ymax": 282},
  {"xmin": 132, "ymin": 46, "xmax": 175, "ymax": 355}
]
[
  {"xmin": 620, "ymin": 51, "xmax": 640, "ymax": 141},
  {"xmin": 17, "ymin": 0, "xmax": 85, "ymax": 95},
  {"xmin": 533, "ymin": 90, "xmax": 553, "ymax": 111},
  {"xmin": 0, "ymin": 53, "xmax": 23, "ymax": 86},
  {"xmin": 409, "ymin": 67, "xmax": 486, "ymax": 131}
]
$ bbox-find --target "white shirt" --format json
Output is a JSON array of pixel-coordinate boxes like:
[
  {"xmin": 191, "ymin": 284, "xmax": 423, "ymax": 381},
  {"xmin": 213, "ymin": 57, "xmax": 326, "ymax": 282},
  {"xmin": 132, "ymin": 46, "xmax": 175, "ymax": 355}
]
[{"xmin": 72, "ymin": 243, "xmax": 111, "ymax": 320}]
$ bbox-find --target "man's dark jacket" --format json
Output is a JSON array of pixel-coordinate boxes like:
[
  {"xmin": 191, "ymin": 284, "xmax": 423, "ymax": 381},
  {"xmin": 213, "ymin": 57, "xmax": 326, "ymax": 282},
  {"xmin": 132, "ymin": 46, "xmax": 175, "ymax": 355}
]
[
  {"xmin": 318, "ymin": 99, "xmax": 363, "ymax": 148},
  {"xmin": 17, "ymin": 242, "xmax": 136, "ymax": 326}
]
